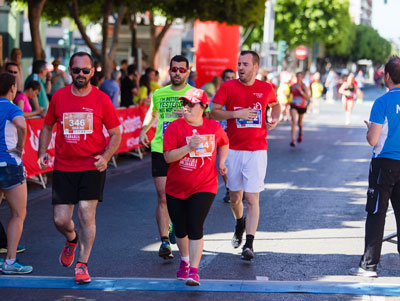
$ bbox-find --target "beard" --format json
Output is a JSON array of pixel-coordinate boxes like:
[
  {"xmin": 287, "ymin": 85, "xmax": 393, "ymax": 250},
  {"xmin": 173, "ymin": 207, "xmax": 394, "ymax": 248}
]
[
  {"xmin": 171, "ymin": 76, "xmax": 186, "ymax": 86},
  {"xmin": 73, "ymin": 76, "xmax": 90, "ymax": 88}
]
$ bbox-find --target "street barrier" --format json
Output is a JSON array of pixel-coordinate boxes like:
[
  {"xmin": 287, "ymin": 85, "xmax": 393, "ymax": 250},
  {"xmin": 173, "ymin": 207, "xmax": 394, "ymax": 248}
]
[{"xmin": 22, "ymin": 105, "xmax": 156, "ymax": 178}]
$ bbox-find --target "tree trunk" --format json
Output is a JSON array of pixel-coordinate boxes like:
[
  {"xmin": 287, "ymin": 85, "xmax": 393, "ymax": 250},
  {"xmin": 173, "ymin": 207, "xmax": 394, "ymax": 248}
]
[
  {"xmin": 101, "ymin": 0, "xmax": 113, "ymax": 78},
  {"xmin": 28, "ymin": 0, "xmax": 46, "ymax": 60},
  {"xmin": 149, "ymin": 12, "xmax": 172, "ymax": 68},
  {"xmin": 128, "ymin": 12, "xmax": 138, "ymax": 65}
]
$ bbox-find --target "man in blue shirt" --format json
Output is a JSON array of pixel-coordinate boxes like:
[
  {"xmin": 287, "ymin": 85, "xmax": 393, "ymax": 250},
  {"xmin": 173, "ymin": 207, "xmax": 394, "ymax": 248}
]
[
  {"xmin": 100, "ymin": 70, "xmax": 121, "ymax": 108},
  {"xmin": 350, "ymin": 56, "xmax": 400, "ymax": 278}
]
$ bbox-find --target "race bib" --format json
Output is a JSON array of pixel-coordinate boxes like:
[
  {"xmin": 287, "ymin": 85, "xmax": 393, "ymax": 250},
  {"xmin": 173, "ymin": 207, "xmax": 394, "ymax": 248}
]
[
  {"xmin": 292, "ymin": 96, "xmax": 303, "ymax": 105},
  {"xmin": 236, "ymin": 109, "xmax": 262, "ymax": 128},
  {"xmin": 186, "ymin": 134, "xmax": 215, "ymax": 157},
  {"xmin": 162, "ymin": 121, "xmax": 171, "ymax": 138},
  {"xmin": 63, "ymin": 112, "xmax": 93, "ymax": 135}
]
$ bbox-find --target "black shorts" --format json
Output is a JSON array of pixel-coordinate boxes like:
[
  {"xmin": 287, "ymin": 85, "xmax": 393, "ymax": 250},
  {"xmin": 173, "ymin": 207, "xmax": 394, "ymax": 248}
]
[
  {"xmin": 52, "ymin": 170, "xmax": 106, "ymax": 205},
  {"xmin": 151, "ymin": 152, "xmax": 169, "ymax": 177},
  {"xmin": 290, "ymin": 105, "xmax": 307, "ymax": 115}
]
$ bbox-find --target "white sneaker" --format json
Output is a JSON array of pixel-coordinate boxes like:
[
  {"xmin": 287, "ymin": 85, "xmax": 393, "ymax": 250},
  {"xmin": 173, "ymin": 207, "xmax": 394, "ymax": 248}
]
[{"xmin": 349, "ymin": 266, "xmax": 377, "ymax": 278}]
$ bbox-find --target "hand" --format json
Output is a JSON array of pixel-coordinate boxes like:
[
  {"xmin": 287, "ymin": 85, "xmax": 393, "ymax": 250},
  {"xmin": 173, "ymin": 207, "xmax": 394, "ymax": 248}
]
[
  {"xmin": 94, "ymin": 155, "xmax": 108, "ymax": 172},
  {"xmin": 188, "ymin": 135, "xmax": 201, "ymax": 149},
  {"xmin": 172, "ymin": 108, "xmax": 184, "ymax": 117},
  {"xmin": 7, "ymin": 146, "xmax": 23, "ymax": 157},
  {"xmin": 46, "ymin": 72, "xmax": 52, "ymax": 81},
  {"xmin": 139, "ymin": 130, "xmax": 149, "ymax": 148},
  {"xmin": 219, "ymin": 162, "xmax": 227, "ymax": 176},
  {"xmin": 235, "ymin": 108, "xmax": 258, "ymax": 121},
  {"xmin": 266, "ymin": 118, "xmax": 279, "ymax": 131},
  {"xmin": 37, "ymin": 153, "xmax": 49, "ymax": 170}
]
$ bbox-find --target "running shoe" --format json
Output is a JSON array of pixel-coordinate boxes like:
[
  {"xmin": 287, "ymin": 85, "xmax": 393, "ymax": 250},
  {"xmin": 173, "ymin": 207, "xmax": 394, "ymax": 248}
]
[
  {"xmin": 176, "ymin": 260, "xmax": 190, "ymax": 280},
  {"xmin": 223, "ymin": 189, "xmax": 230, "ymax": 203},
  {"xmin": 349, "ymin": 266, "xmax": 377, "ymax": 278},
  {"xmin": 297, "ymin": 135, "xmax": 303, "ymax": 143},
  {"xmin": 186, "ymin": 269, "xmax": 200, "ymax": 286},
  {"xmin": 0, "ymin": 244, "xmax": 26, "ymax": 254},
  {"xmin": 290, "ymin": 140, "xmax": 296, "ymax": 147},
  {"xmin": 231, "ymin": 218, "xmax": 246, "ymax": 249},
  {"xmin": 60, "ymin": 238, "xmax": 78, "ymax": 268},
  {"xmin": 0, "ymin": 258, "xmax": 4, "ymax": 271},
  {"xmin": 241, "ymin": 247, "xmax": 254, "ymax": 261},
  {"xmin": 1, "ymin": 259, "xmax": 33, "ymax": 275},
  {"xmin": 75, "ymin": 263, "xmax": 91, "ymax": 284},
  {"xmin": 159, "ymin": 241, "xmax": 173, "ymax": 259},
  {"xmin": 169, "ymin": 223, "xmax": 176, "ymax": 245}
]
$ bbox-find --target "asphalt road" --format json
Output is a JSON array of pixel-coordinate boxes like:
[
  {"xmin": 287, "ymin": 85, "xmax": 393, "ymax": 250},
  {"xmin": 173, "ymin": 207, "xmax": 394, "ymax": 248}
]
[{"xmin": 1, "ymin": 85, "xmax": 400, "ymax": 300}]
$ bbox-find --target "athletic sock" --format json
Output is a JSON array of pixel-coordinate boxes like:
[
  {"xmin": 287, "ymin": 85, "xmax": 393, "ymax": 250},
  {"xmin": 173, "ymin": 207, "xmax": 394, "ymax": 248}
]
[
  {"xmin": 181, "ymin": 256, "xmax": 189, "ymax": 263},
  {"xmin": 5, "ymin": 258, "xmax": 16, "ymax": 265},
  {"xmin": 243, "ymin": 234, "xmax": 254, "ymax": 249},
  {"xmin": 68, "ymin": 233, "xmax": 78, "ymax": 244},
  {"xmin": 77, "ymin": 261, "xmax": 87, "ymax": 266},
  {"xmin": 236, "ymin": 216, "xmax": 245, "ymax": 228},
  {"xmin": 161, "ymin": 236, "xmax": 169, "ymax": 243}
]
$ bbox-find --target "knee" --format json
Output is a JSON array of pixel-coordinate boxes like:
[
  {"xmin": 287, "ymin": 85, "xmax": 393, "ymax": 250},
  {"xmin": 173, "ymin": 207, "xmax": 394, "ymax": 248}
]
[
  {"xmin": 53, "ymin": 215, "xmax": 70, "ymax": 228},
  {"xmin": 187, "ymin": 226, "xmax": 203, "ymax": 240},
  {"xmin": 11, "ymin": 208, "xmax": 26, "ymax": 222},
  {"xmin": 78, "ymin": 211, "xmax": 96, "ymax": 227}
]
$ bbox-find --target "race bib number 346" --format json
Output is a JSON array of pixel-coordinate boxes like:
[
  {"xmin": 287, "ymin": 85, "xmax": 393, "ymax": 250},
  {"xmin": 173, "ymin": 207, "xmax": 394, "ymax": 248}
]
[{"xmin": 63, "ymin": 112, "xmax": 94, "ymax": 134}]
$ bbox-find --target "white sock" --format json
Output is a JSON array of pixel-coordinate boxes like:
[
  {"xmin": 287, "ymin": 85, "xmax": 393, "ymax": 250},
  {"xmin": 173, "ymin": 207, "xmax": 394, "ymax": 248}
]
[
  {"xmin": 6, "ymin": 258, "xmax": 16, "ymax": 265},
  {"xmin": 181, "ymin": 256, "xmax": 189, "ymax": 263}
]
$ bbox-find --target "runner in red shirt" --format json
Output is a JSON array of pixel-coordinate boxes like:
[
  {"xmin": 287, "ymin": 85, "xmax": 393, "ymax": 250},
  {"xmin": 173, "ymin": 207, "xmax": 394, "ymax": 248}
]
[
  {"xmin": 338, "ymin": 72, "xmax": 358, "ymax": 125},
  {"xmin": 163, "ymin": 88, "xmax": 229, "ymax": 286},
  {"xmin": 37, "ymin": 52, "xmax": 121, "ymax": 284},
  {"xmin": 211, "ymin": 50, "xmax": 280, "ymax": 261},
  {"xmin": 290, "ymin": 72, "xmax": 311, "ymax": 147}
]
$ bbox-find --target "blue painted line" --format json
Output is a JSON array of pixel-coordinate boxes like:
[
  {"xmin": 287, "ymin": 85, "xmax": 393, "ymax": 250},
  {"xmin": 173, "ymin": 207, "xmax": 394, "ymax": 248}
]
[{"xmin": 0, "ymin": 276, "xmax": 400, "ymax": 296}]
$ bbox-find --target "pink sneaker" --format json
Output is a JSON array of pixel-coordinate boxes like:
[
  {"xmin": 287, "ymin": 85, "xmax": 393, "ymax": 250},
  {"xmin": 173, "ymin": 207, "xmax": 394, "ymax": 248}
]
[
  {"xmin": 176, "ymin": 260, "xmax": 190, "ymax": 280},
  {"xmin": 186, "ymin": 268, "xmax": 200, "ymax": 286}
]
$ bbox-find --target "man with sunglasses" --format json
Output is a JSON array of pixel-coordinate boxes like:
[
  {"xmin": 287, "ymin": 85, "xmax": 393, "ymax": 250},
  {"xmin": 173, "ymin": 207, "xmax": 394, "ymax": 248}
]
[
  {"xmin": 140, "ymin": 55, "xmax": 193, "ymax": 260},
  {"xmin": 37, "ymin": 52, "xmax": 121, "ymax": 284},
  {"xmin": 24, "ymin": 60, "xmax": 51, "ymax": 112},
  {"xmin": 211, "ymin": 50, "xmax": 280, "ymax": 261}
]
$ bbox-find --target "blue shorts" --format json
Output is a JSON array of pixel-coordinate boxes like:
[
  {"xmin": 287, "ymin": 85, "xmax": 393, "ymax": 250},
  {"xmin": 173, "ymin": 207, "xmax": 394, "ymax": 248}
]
[{"xmin": 0, "ymin": 165, "xmax": 26, "ymax": 190}]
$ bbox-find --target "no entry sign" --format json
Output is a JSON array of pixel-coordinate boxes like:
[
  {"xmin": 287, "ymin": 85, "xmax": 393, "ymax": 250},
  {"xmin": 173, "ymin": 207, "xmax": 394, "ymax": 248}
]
[{"xmin": 295, "ymin": 46, "xmax": 308, "ymax": 60}]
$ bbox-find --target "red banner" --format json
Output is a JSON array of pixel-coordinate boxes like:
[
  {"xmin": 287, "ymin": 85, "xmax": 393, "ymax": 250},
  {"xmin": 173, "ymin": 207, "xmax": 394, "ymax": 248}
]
[
  {"xmin": 22, "ymin": 105, "xmax": 156, "ymax": 177},
  {"xmin": 194, "ymin": 20, "xmax": 240, "ymax": 88}
]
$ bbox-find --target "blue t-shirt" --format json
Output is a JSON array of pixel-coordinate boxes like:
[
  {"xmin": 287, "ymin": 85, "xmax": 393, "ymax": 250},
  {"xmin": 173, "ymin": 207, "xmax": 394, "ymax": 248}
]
[
  {"xmin": 370, "ymin": 88, "xmax": 400, "ymax": 160},
  {"xmin": 0, "ymin": 98, "xmax": 24, "ymax": 166},
  {"xmin": 100, "ymin": 80, "xmax": 120, "ymax": 108}
]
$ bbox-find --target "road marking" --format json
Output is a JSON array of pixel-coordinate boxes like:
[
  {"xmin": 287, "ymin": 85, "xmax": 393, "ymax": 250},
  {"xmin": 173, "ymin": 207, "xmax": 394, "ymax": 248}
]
[
  {"xmin": 334, "ymin": 139, "xmax": 341, "ymax": 145},
  {"xmin": 311, "ymin": 155, "xmax": 324, "ymax": 164},
  {"xmin": 272, "ymin": 182, "xmax": 293, "ymax": 198},
  {"xmin": 0, "ymin": 276, "xmax": 400, "ymax": 296}
]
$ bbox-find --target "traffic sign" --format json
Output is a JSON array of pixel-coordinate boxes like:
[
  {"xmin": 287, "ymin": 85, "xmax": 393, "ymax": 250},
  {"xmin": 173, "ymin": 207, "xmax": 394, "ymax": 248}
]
[{"xmin": 295, "ymin": 46, "xmax": 308, "ymax": 60}]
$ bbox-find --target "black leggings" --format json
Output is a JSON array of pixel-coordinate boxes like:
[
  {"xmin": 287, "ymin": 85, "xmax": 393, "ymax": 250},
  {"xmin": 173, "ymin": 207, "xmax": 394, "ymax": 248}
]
[{"xmin": 166, "ymin": 192, "xmax": 215, "ymax": 240}]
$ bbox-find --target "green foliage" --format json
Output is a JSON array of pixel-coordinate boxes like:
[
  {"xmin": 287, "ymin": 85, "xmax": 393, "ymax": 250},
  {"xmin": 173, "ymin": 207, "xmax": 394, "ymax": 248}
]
[
  {"xmin": 241, "ymin": 23, "xmax": 263, "ymax": 50},
  {"xmin": 350, "ymin": 24, "xmax": 391, "ymax": 64},
  {"xmin": 275, "ymin": 0, "xmax": 351, "ymax": 49}
]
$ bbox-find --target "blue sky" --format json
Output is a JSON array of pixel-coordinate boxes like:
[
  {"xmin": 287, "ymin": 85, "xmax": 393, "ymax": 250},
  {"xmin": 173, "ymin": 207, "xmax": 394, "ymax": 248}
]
[{"xmin": 371, "ymin": 0, "xmax": 400, "ymax": 44}]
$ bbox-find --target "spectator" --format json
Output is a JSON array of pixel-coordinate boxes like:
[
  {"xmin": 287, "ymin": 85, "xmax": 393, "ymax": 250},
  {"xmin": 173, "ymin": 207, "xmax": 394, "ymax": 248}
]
[
  {"xmin": 24, "ymin": 60, "xmax": 51, "ymax": 112},
  {"xmin": 100, "ymin": 70, "xmax": 121, "ymax": 108},
  {"xmin": 136, "ymin": 73, "xmax": 151, "ymax": 106},
  {"xmin": 146, "ymin": 67, "xmax": 161, "ymax": 92},
  {"xmin": 90, "ymin": 71, "xmax": 105, "ymax": 88},
  {"xmin": 120, "ymin": 59, "xmax": 128, "ymax": 79},
  {"xmin": 13, "ymin": 81, "xmax": 45, "ymax": 118},
  {"xmin": 187, "ymin": 71, "xmax": 197, "ymax": 88},
  {"xmin": 120, "ymin": 64, "xmax": 139, "ymax": 107},
  {"xmin": 50, "ymin": 59, "xmax": 68, "ymax": 99},
  {"xmin": 201, "ymin": 76, "xmax": 221, "ymax": 98}
]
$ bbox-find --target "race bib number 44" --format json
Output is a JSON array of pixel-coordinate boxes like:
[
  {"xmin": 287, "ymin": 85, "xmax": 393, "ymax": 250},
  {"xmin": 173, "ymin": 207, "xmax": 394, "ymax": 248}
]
[
  {"xmin": 63, "ymin": 112, "xmax": 93, "ymax": 135},
  {"xmin": 186, "ymin": 134, "xmax": 215, "ymax": 157}
]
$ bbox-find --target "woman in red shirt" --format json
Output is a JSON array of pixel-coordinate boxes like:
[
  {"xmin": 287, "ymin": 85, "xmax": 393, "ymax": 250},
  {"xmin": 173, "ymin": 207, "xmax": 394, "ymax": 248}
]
[
  {"xmin": 290, "ymin": 72, "xmax": 311, "ymax": 147},
  {"xmin": 339, "ymin": 73, "xmax": 357, "ymax": 125},
  {"xmin": 163, "ymin": 88, "xmax": 229, "ymax": 286}
]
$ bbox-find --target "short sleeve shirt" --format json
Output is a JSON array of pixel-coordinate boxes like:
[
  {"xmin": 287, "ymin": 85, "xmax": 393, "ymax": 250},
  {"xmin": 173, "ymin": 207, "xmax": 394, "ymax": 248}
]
[
  {"xmin": 212, "ymin": 79, "xmax": 277, "ymax": 151},
  {"xmin": 150, "ymin": 84, "xmax": 193, "ymax": 153},
  {"xmin": 163, "ymin": 117, "xmax": 229, "ymax": 199},
  {"xmin": 0, "ymin": 98, "xmax": 24, "ymax": 166},
  {"xmin": 25, "ymin": 73, "xmax": 48, "ymax": 111},
  {"xmin": 45, "ymin": 85, "xmax": 121, "ymax": 171},
  {"xmin": 369, "ymin": 88, "xmax": 400, "ymax": 160}
]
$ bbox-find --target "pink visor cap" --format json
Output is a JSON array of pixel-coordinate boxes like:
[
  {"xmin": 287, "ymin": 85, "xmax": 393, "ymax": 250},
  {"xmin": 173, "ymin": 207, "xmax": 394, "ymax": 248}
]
[{"xmin": 178, "ymin": 88, "xmax": 209, "ymax": 106}]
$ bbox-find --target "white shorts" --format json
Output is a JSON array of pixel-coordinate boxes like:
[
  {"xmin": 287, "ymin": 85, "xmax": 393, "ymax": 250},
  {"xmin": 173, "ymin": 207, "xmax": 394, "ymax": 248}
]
[{"xmin": 226, "ymin": 150, "xmax": 267, "ymax": 193}]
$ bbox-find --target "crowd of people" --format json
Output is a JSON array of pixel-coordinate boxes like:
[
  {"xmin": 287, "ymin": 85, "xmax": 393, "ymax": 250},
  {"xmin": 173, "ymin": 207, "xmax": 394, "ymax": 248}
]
[{"xmin": 0, "ymin": 47, "xmax": 398, "ymax": 287}]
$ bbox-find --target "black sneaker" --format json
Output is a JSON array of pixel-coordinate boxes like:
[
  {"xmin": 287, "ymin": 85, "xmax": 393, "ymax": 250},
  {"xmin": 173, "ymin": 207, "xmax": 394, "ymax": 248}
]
[
  {"xmin": 223, "ymin": 190, "xmax": 230, "ymax": 203},
  {"xmin": 231, "ymin": 218, "xmax": 245, "ymax": 248},
  {"xmin": 241, "ymin": 247, "xmax": 254, "ymax": 261},
  {"xmin": 159, "ymin": 241, "xmax": 173, "ymax": 260}
]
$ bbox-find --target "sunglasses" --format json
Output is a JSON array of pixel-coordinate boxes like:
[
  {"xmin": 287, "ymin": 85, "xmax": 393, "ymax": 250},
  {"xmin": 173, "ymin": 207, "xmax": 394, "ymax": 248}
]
[
  {"xmin": 171, "ymin": 67, "xmax": 187, "ymax": 73},
  {"xmin": 181, "ymin": 100, "xmax": 195, "ymax": 108},
  {"xmin": 71, "ymin": 68, "xmax": 91, "ymax": 75},
  {"xmin": 7, "ymin": 70, "xmax": 18, "ymax": 74}
]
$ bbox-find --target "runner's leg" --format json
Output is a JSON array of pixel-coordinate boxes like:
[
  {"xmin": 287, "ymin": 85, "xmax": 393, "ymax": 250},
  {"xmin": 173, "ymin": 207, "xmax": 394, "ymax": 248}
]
[
  {"xmin": 290, "ymin": 108, "xmax": 298, "ymax": 143},
  {"xmin": 154, "ymin": 176, "xmax": 170, "ymax": 237},
  {"xmin": 230, "ymin": 190, "xmax": 244, "ymax": 219},
  {"xmin": 77, "ymin": 200, "xmax": 98, "ymax": 263},
  {"xmin": 53, "ymin": 204, "xmax": 76, "ymax": 241},
  {"xmin": 243, "ymin": 192, "xmax": 260, "ymax": 236}
]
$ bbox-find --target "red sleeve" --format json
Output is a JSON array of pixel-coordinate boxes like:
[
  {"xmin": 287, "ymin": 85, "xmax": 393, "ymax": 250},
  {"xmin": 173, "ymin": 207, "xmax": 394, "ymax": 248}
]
[
  {"xmin": 163, "ymin": 120, "xmax": 179, "ymax": 152},
  {"xmin": 212, "ymin": 82, "xmax": 228, "ymax": 107},
  {"xmin": 44, "ymin": 94, "xmax": 57, "ymax": 126},
  {"xmin": 215, "ymin": 122, "xmax": 229, "ymax": 146},
  {"xmin": 102, "ymin": 95, "xmax": 121, "ymax": 130}
]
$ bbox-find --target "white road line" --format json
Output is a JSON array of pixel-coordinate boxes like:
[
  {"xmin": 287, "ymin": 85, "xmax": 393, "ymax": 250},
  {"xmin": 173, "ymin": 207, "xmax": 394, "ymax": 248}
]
[
  {"xmin": 273, "ymin": 182, "xmax": 293, "ymax": 198},
  {"xmin": 311, "ymin": 155, "xmax": 324, "ymax": 164},
  {"xmin": 334, "ymin": 139, "xmax": 341, "ymax": 145}
]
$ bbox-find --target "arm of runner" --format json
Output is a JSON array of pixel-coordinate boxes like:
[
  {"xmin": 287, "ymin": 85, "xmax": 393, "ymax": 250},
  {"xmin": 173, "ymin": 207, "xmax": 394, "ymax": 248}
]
[
  {"xmin": 38, "ymin": 123, "xmax": 55, "ymax": 169},
  {"xmin": 218, "ymin": 143, "xmax": 229, "ymax": 176},
  {"xmin": 7, "ymin": 116, "xmax": 26, "ymax": 157},
  {"xmin": 163, "ymin": 135, "xmax": 201, "ymax": 163},
  {"xmin": 267, "ymin": 102, "xmax": 281, "ymax": 131},
  {"xmin": 139, "ymin": 100, "xmax": 159, "ymax": 147},
  {"xmin": 94, "ymin": 125, "xmax": 122, "ymax": 172},
  {"xmin": 365, "ymin": 121, "xmax": 382, "ymax": 146},
  {"xmin": 211, "ymin": 103, "xmax": 257, "ymax": 121}
]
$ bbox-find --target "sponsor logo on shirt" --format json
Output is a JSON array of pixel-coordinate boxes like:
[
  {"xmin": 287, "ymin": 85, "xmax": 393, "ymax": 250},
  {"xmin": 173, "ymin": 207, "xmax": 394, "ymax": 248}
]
[
  {"xmin": 253, "ymin": 93, "xmax": 263, "ymax": 99},
  {"xmin": 179, "ymin": 157, "xmax": 197, "ymax": 171},
  {"xmin": 82, "ymin": 107, "xmax": 94, "ymax": 112}
]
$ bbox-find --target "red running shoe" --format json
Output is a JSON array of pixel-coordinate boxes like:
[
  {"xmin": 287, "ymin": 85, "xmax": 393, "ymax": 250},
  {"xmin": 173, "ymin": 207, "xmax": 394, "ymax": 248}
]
[
  {"xmin": 186, "ymin": 268, "xmax": 200, "ymax": 286},
  {"xmin": 297, "ymin": 135, "xmax": 303, "ymax": 143},
  {"xmin": 59, "ymin": 237, "xmax": 77, "ymax": 267},
  {"xmin": 75, "ymin": 263, "xmax": 91, "ymax": 284},
  {"xmin": 176, "ymin": 260, "xmax": 190, "ymax": 280}
]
